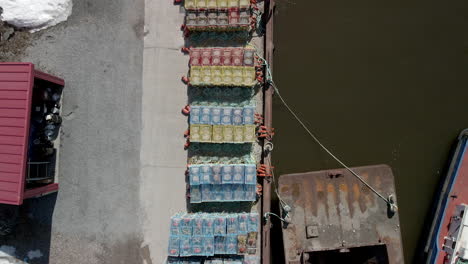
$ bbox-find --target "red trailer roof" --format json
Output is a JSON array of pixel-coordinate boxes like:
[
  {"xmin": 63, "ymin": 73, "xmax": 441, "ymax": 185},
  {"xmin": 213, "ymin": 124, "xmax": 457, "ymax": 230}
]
[{"xmin": 0, "ymin": 63, "xmax": 63, "ymax": 205}]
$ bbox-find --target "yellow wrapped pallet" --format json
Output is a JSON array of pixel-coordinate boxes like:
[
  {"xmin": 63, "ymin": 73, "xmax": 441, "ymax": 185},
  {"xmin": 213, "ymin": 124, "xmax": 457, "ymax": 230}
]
[
  {"xmin": 201, "ymin": 66, "xmax": 212, "ymax": 85},
  {"xmin": 217, "ymin": 0, "xmax": 228, "ymax": 9},
  {"xmin": 242, "ymin": 66, "xmax": 256, "ymax": 86},
  {"xmin": 223, "ymin": 125, "xmax": 234, "ymax": 143},
  {"xmin": 239, "ymin": 0, "xmax": 249, "ymax": 8},
  {"xmin": 228, "ymin": 0, "xmax": 239, "ymax": 8},
  {"xmin": 190, "ymin": 125, "xmax": 201, "ymax": 142},
  {"xmin": 222, "ymin": 66, "xmax": 233, "ymax": 86},
  {"xmin": 233, "ymin": 126, "xmax": 245, "ymax": 143},
  {"xmin": 196, "ymin": 0, "xmax": 208, "ymax": 9},
  {"xmin": 190, "ymin": 66, "xmax": 202, "ymax": 86},
  {"xmin": 212, "ymin": 66, "xmax": 222, "ymax": 85},
  {"xmin": 199, "ymin": 125, "xmax": 213, "ymax": 142},
  {"xmin": 207, "ymin": 0, "xmax": 217, "ymax": 9},
  {"xmin": 244, "ymin": 125, "xmax": 256, "ymax": 142},
  {"xmin": 185, "ymin": 0, "xmax": 196, "ymax": 9},
  {"xmin": 212, "ymin": 126, "xmax": 224, "ymax": 143},
  {"xmin": 232, "ymin": 66, "xmax": 244, "ymax": 86}
]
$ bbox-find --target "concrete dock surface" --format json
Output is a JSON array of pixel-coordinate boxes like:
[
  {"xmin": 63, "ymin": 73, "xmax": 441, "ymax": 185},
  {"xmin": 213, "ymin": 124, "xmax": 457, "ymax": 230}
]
[{"xmin": 0, "ymin": 0, "xmax": 189, "ymax": 263}]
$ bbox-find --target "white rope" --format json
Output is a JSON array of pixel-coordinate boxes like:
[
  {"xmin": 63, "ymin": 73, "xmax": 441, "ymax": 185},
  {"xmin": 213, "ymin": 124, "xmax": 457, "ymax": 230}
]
[{"xmin": 258, "ymin": 55, "xmax": 397, "ymax": 210}]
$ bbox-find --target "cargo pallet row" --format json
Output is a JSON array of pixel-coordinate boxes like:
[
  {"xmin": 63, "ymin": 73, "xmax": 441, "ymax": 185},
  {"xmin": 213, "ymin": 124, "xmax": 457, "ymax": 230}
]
[{"xmin": 165, "ymin": 0, "xmax": 275, "ymax": 263}]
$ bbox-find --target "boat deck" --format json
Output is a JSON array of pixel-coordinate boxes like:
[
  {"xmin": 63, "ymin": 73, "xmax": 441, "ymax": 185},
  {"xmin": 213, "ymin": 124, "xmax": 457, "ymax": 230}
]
[{"xmin": 427, "ymin": 130, "xmax": 468, "ymax": 264}]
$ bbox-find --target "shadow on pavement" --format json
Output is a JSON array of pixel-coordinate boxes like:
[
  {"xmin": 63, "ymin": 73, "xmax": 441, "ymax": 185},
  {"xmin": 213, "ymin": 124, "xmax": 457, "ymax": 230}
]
[{"xmin": 0, "ymin": 193, "xmax": 57, "ymax": 264}]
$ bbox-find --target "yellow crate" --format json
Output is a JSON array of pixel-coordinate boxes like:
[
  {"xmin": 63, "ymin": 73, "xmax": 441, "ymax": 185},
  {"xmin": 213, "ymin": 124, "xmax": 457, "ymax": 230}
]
[
  {"xmin": 232, "ymin": 66, "xmax": 244, "ymax": 86},
  {"xmin": 190, "ymin": 66, "xmax": 202, "ymax": 86},
  {"xmin": 196, "ymin": 0, "xmax": 208, "ymax": 8},
  {"xmin": 223, "ymin": 125, "xmax": 234, "ymax": 143},
  {"xmin": 199, "ymin": 125, "xmax": 213, "ymax": 142},
  {"xmin": 221, "ymin": 66, "xmax": 233, "ymax": 86},
  {"xmin": 190, "ymin": 125, "xmax": 201, "ymax": 142},
  {"xmin": 239, "ymin": 0, "xmax": 249, "ymax": 8},
  {"xmin": 185, "ymin": 0, "xmax": 197, "ymax": 9},
  {"xmin": 201, "ymin": 66, "xmax": 212, "ymax": 85},
  {"xmin": 242, "ymin": 66, "xmax": 256, "ymax": 86},
  {"xmin": 233, "ymin": 126, "xmax": 245, "ymax": 143},
  {"xmin": 217, "ymin": 0, "xmax": 228, "ymax": 8},
  {"xmin": 244, "ymin": 125, "xmax": 256, "ymax": 142},
  {"xmin": 228, "ymin": 0, "xmax": 239, "ymax": 8},
  {"xmin": 212, "ymin": 125, "xmax": 224, "ymax": 143},
  {"xmin": 207, "ymin": 0, "xmax": 217, "ymax": 8},
  {"xmin": 211, "ymin": 66, "xmax": 222, "ymax": 86}
]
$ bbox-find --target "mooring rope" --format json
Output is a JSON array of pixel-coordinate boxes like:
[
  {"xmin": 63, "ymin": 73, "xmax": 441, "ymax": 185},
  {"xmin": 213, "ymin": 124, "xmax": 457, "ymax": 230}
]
[{"xmin": 258, "ymin": 55, "xmax": 397, "ymax": 211}]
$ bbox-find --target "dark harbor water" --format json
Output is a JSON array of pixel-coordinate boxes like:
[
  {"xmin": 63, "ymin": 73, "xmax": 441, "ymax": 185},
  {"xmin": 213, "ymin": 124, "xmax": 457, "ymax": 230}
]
[{"xmin": 271, "ymin": 1, "xmax": 468, "ymax": 262}]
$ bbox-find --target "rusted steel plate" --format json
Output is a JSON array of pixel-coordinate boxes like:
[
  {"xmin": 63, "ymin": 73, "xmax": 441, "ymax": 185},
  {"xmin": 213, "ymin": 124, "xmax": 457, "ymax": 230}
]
[{"xmin": 279, "ymin": 164, "xmax": 404, "ymax": 264}]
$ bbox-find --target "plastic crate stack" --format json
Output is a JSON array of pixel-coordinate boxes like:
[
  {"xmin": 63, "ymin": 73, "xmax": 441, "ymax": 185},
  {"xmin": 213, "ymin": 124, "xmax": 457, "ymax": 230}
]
[
  {"xmin": 188, "ymin": 47, "xmax": 257, "ymax": 87},
  {"xmin": 189, "ymin": 105, "xmax": 256, "ymax": 143},
  {"xmin": 168, "ymin": 0, "xmax": 261, "ymax": 263},
  {"xmin": 184, "ymin": 0, "xmax": 254, "ymax": 32},
  {"xmin": 168, "ymin": 213, "xmax": 259, "ymax": 257},
  {"xmin": 189, "ymin": 163, "xmax": 257, "ymax": 203},
  {"xmin": 168, "ymin": 256, "xmax": 259, "ymax": 264}
]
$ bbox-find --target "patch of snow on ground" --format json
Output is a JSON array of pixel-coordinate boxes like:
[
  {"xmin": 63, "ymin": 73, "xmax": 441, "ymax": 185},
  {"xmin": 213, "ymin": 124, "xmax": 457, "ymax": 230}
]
[
  {"xmin": 0, "ymin": 246, "xmax": 17, "ymax": 264},
  {"xmin": 0, "ymin": 0, "xmax": 72, "ymax": 32},
  {"xmin": 26, "ymin": 250, "xmax": 43, "ymax": 260}
]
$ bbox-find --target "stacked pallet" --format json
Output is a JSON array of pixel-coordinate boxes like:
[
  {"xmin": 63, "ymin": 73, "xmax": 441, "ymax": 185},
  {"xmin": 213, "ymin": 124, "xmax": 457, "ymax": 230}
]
[{"xmin": 167, "ymin": 0, "xmax": 262, "ymax": 263}]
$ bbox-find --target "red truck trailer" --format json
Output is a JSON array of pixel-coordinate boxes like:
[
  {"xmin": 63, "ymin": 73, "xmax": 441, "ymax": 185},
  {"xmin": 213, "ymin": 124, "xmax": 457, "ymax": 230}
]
[{"xmin": 0, "ymin": 63, "xmax": 64, "ymax": 211}]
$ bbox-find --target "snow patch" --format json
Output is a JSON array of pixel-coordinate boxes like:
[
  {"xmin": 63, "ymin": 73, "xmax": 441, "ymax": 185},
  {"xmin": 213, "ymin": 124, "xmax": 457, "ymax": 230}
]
[
  {"xmin": 0, "ymin": 246, "xmax": 16, "ymax": 264},
  {"xmin": 0, "ymin": 0, "xmax": 72, "ymax": 32},
  {"xmin": 26, "ymin": 250, "xmax": 43, "ymax": 260}
]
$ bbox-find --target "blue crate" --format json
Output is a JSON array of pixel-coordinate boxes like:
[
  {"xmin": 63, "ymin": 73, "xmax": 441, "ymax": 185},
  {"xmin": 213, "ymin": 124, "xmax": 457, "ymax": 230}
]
[
  {"xmin": 244, "ymin": 184, "xmax": 257, "ymax": 201},
  {"xmin": 180, "ymin": 215, "xmax": 193, "ymax": 237},
  {"xmin": 244, "ymin": 164, "xmax": 257, "ymax": 185},
  {"xmin": 238, "ymin": 213, "xmax": 249, "ymax": 234},
  {"xmin": 223, "ymin": 184, "xmax": 234, "ymax": 201},
  {"xmin": 191, "ymin": 236, "xmax": 204, "ymax": 256},
  {"xmin": 221, "ymin": 107, "xmax": 233, "ymax": 125},
  {"xmin": 190, "ymin": 106, "xmax": 201, "ymax": 124},
  {"xmin": 212, "ymin": 184, "xmax": 224, "ymax": 201},
  {"xmin": 232, "ymin": 108, "xmax": 243, "ymax": 125},
  {"xmin": 213, "ymin": 215, "xmax": 226, "ymax": 236},
  {"xmin": 202, "ymin": 215, "xmax": 215, "ymax": 236},
  {"xmin": 192, "ymin": 215, "xmax": 203, "ymax": 236},
  {"xmin": 221, "ymin": 165, "xmax": 234, "ymax": 184},
  {"xmin": 203, "ymin": 236, "xmax": 215, "ymax": 256},
  {"xmin": 225, "ymin": 257, "xmax": 243, "ymax": 264},
  {"xmin": 226, "ymin": 214, "xmax": 239, "ymax": 235},
  {"xmin": 211, "ymin": 107, "xmax": 222, "ymax": 125},
  {"xmin": 168, "ymin": 236, "xmax": 180, "ymax": 256},
  {"xmin": 200, "ymin": 165, "xmax": 212, "ymax": 184},
  {"xmin": 189, "ymin": 165, "xmax": 201, "ymax": 186},
  {"xmin": 211, "ymin": 165, "xmax": 223, "ymax": 184},
  {"xmin": 170, "ymin": 214, "xmax": 182, "ymax": 236},
  {"xmin": 180, "ymin": 237, "xmax": 192, "ymax": 257},
  {"xmin": 214, "ymin": 236, "xmax": 226, "ymax": 255},
  {"xmin": 248, "ymin": 213, "xmax": 259, "ymax": 232},
  {"xmin": 233, "ymin": 184, "xmax": 245, "ymax": 201},
  {"xmin": 232, "ymin": 164, "xmax": 245, "ymax": 184},
  {"xmin": 190, "ymin": 185, "xmax": 202, "ymax": 204},
  {"xmin": 225, "ymin": 235, "xmax": 238, "ymax": 254},
  {"xmin": 242, "ymin": 106, "xmax": 255, "ymax": 125},
  {"xmin": 201, "ymin": 184, "xmax": 213, "ymax": 202},
  {"xmin": 244, "ymin": 256, "xmax": 260, "ymax": 264},
  {"xmin": 200, "ymin": 107, "xmax": 211, "ymax": 124}
]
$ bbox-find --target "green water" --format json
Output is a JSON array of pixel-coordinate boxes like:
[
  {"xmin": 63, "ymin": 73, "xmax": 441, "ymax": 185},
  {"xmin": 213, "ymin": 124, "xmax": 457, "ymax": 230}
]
[{"xmin": 272, "ymin": 1, "xmax": 468, "ymax": 262}]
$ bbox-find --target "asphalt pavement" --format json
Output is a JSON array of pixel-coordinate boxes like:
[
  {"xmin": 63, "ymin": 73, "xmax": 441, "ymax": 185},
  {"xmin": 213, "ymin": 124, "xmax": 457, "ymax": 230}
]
[{"xmin": 1, "ymin": 0, "xmax": 147, "ymax": 263}]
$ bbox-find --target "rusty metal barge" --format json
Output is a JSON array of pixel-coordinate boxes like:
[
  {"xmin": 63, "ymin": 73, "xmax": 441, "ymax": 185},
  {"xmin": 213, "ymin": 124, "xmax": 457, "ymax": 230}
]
[{"xmin": 278, "ymin": 165, "xmax": 405, "ymax": 264}]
